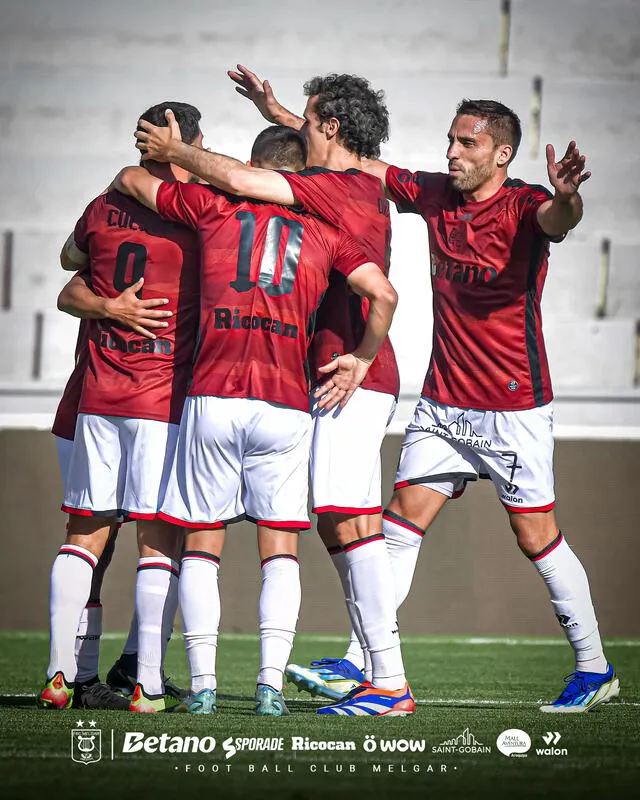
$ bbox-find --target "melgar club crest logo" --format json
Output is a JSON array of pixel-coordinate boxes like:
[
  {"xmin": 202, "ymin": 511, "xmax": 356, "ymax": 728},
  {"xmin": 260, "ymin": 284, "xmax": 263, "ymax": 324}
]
[{"xmin": 71, "ymin": 721, "xmax": 102, "ymax": 765}]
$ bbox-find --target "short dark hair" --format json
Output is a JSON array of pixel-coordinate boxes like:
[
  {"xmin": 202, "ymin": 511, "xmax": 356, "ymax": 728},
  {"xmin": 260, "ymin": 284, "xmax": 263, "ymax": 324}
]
[
  {"xmin": 250, "ymin": 125, "xmax": 307, "ymax": 170},
  {"xmin": 456, "ymin": 99, "xmax": 522, "ymax": 162},
  {"xmin": 303, "ymin": 74, "xmax": 389, "ymax": 159},
  {"xmin": 138, "ymin": 101, "xmax": 202, "ymax": 145}
]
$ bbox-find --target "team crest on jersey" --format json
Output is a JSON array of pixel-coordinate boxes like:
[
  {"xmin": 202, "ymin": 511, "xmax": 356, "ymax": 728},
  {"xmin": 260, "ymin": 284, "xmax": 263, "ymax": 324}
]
[
  {"xmin": 447, "ymin": 222, "xmax": 468, "ymax": 252},
  {"xmin": 71, "ymin": 724, "xmax": 102, "ymax": 765}
]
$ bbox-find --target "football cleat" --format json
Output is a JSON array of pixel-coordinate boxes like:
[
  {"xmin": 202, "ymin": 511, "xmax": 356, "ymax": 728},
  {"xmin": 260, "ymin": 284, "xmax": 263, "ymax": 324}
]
[
  {"xmin": 106, "ymin": 653, "xmax": 137, "ymax": 697},
  {"xmin": 285, "ymin": 658, "xmax": 365, "ymax": 700},
  {"xmin": 540, "ymin": 664, "xmax": 620, "ymax": 713},
  {"xmin": 72, "ymin": 675, "xmax": 130, "ymax": 710},
  {"xmin": 106, "ymin": 653, "xmax": 187, "ymax": 700},
  {"xmin": 128, "ymin": 683, "xmax": 180, "ymax": 713},
  {"xmin": 316, "ymin": 681, "xmax": 416, "ymax": 716},
  {"xmin": 172, "ymin": 688, "xmax": 217, "ymax": 715},
  {"xmin": 255, "ymin": 684, "xmax": 290, "ymax": 716},
  {"xmin": 37, "ymin": 671, "xmax": 74, "ymax": 710}
]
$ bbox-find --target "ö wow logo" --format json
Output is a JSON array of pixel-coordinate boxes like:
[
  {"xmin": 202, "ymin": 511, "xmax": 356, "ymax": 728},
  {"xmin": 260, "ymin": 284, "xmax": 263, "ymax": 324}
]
[{"xmin": 71, "ymin": 720, "xmax": 102, "ymax": 765}]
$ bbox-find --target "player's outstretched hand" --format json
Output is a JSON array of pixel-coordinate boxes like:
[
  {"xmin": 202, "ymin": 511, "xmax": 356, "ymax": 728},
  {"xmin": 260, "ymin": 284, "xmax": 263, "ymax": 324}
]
[
  {"xmin": 135, "ymin": 109, "xmax": 182, "ymax": 162},
  {"xmin": 227, "ymin": 64, "xmax": 283, "ymax": 123},
  {"xmin": 314, "ymin": 354, "xmax": 373, "ymax": 411},
  {"xmin": 546, "ymin": 141, "xmax": 591, "ymax": 196},
  {"xmin": 104, "ymin": 278, "xmax": 172, "ymax": 339}
]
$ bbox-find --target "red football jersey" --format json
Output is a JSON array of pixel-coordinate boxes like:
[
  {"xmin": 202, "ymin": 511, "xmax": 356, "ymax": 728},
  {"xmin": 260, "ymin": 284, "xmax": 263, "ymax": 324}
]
[
  {"xmin": 74, "ymin": 190, "xmax": 199, "ymax": 424},
  {"xmin": 51, "ymin": 318, "xmax": 89, "ymax": 441},
  {"xmin": 281, "ymin": 168, "xmax": 400, "ymax": 398},
  {"xmin": 386, "ymin": 166, "xmax": 557, "ymax": 411},
  {"xmin": 156, "ymin": 182, "xmax": 369, "ymax": 413}
]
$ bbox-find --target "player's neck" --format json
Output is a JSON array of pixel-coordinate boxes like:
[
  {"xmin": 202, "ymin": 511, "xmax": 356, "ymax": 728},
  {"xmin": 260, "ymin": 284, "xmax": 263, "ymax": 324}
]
[
  {"xmin": 461, "ymin": 171, "xmax": 508, "ymax": 204},
  {"xmin": 314, "ymin": 147, "xmax": 361, "ymax": 173},
  {"xmin": 143, "ymin": 161, "xmax": 190, "ymax": 184}
]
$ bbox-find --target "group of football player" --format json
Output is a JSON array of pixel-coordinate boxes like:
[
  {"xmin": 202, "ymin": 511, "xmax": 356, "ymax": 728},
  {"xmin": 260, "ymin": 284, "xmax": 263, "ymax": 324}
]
[{"xmin": 38, "ymin": 65, "xmax": 619, "ymax": 716}]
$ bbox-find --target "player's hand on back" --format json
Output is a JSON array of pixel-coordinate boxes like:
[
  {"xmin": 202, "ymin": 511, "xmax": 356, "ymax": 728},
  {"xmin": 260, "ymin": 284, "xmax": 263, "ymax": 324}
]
[
  {"xmin": 314, "ymin": 354, "xmax": 374, "ymax": 411},
  {"xmin": 227, "ymin": 64, "xmax": 284, "ymax": 123},
  {"xmin": 546, "ymin": 141, "xmax": 591, "ymax": 196},
  {"xmin": 104, "ymin": 278, "xmax": 172, "ymax": 340},
  {"xmin": 135, "ymin": 109, "xmax": 182, "ymax": 162}
]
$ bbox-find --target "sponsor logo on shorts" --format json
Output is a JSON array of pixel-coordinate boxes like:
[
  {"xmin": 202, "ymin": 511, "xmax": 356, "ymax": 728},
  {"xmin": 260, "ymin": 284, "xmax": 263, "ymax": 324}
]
[
  {"xmin": 213, "ymin": 307, "xmax": 298, "ymax": 339},
  {"xmin": 426, "ymin": 413, "xmax": 492, "ymax": 448}
]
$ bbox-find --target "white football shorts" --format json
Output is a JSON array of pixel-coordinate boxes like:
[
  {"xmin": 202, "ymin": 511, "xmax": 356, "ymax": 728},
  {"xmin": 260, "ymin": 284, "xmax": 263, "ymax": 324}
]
[
  {"xmin": 62, "ymin": 414, "xmax": 178, "ymax": 519},
  {"xmin": 311, "ymin": 387, "xmax": 396, "ymax": 515},
  {"xmin": 159, "ymin": 395, "xmax": 312, "ymax": 529},
  {"xmin": 394, "ymin": 396, "xmax": 555, "ymax": 512},
  {"xmin": 55, "ymin": 435, "xmax": 74, "ymax": 496}
]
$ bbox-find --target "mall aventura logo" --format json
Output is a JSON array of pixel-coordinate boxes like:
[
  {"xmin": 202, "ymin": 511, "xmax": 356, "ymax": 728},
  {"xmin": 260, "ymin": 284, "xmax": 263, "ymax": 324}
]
[
  {"xmin": 432, "ymin": 728, "xmax": 490, "ymax": 755},
  {"xmin": 71, "ymin": 720, "xmax": 101, "ymax": 765}
]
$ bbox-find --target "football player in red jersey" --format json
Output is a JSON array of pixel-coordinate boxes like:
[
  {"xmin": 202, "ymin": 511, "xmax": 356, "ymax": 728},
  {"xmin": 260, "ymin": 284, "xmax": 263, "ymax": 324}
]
[
  {"xmin": 114, "ymin": 124, "xmax": 404, "ymax": 716},
  {"xmin": 38, "ymin": 102, "xmax": 202, "ymax": 714},
  {"xmin": 357, "ymin": 99, "xmax": 617, "ymax": 713},
  {"xmin": 134, "ymin": 73, "xmax": 415, "ymax": 717},
  {"xmin": 51, "ymin": 279, "xmax": 173, "ymax": 710}
]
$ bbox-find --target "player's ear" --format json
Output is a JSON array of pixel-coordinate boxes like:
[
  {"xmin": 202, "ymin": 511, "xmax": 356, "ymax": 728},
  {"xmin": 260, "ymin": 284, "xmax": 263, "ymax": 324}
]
[
  {"xmin": 496, "ymin": 144, "xmax": 512, "ymax": 167},
  {"xmin": 325, "ymin": 116, "xmax": 340, "ymax": 140}
]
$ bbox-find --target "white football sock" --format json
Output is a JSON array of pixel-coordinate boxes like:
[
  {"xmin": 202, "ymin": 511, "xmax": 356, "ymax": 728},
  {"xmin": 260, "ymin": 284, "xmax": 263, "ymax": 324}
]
[
  {"xmin": 48, "ymin": 544, "xmax": 98, "ymax": 682},
  {"xmin": 530, "ymin": 533, "xmax": 608, "ymax": 674},
  {"xmin": 135, "ymin": 556, "xmax": 179, "ymax": 696},
  {"xmin": 75, "ymin": 602, "xmax": 102, "ymax": 683},
  {"xmin": 330, "ymin": 549, "xmax": 367, "ymax": 674},
  {"xmin": 383, "ymin": 510, "xmax": 425, "ymax": 608},
  {"xmin": 258, "ymin": 555, "xmax": 301, "ymax": 691},
  {"xmin": 179, "ymin": 552, "xmax": 220, "ymax": 693},
  {"xmin": 344, "ymin": 534, "xmax": 406, "ymax": 691}
]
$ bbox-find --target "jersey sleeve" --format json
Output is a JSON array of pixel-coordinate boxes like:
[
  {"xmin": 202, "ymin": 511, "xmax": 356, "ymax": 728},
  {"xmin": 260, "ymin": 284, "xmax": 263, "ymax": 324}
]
[
  {"xmin": 73, "ymin": 201, "xmax": 94, "ymax": 252},
  {"xmin": 280, "ymin": 169, "xmax": 348, "ymax": 226},
  {"xmin": 517, "ymin": 184, "xmax": 564, "ymax": 241},
  {"xmin": 156, "ymin": 182, "xmax": 217, "ymax": 229},
  {"xmin": 331, "ymin": 230, "xmax": 371, "ymax": 277},
  {"xmin": 385, "ymin": 166, "xmax": 425, "ymax": 213}
]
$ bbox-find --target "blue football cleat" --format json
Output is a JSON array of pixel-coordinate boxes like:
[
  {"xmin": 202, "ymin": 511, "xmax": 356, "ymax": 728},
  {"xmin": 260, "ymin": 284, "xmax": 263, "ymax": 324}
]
[
  {"xmin": 255, "ymin": 684, "xmax": 289, "ymax": 716},
  {"xmin": 540, "ymin": 664, "xmax": 620, "ymax": 713},
  {"xmin": 285, "ymin": 658, "xmax": 365, "ymax": 700},
  {"xmin": 172, "ymin": 688, "xmax": 217, "ymax": 714},
  {"xmin": 316, "ymin": 681, "xmax": 416, "ymax": 716}
]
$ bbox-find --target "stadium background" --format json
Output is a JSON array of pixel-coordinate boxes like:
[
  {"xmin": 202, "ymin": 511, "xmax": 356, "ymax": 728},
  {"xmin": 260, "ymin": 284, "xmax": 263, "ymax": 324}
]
[{"xmin": 0, "ymin": 0, "xmax": 639, "ymax": 637}]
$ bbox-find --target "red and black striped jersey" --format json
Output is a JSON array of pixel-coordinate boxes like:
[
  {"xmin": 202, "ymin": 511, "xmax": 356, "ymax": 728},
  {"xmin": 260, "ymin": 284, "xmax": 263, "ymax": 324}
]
[{"xmin": 386, "ymin": 165, "xmax": 557, "ymax": 411}]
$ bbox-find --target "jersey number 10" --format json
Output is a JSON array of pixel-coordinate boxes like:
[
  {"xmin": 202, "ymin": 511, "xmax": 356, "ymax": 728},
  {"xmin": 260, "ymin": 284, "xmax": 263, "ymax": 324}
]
[{"xmin": 231, "ymin": 211, "xmax": 303, "ymax": 297}]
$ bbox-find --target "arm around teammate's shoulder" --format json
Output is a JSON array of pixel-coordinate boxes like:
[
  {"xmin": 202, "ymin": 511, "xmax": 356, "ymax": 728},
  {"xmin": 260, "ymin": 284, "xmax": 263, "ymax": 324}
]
[{"xmin": 114, "ymin": 167, "xmax": 162, "ymax": 212}]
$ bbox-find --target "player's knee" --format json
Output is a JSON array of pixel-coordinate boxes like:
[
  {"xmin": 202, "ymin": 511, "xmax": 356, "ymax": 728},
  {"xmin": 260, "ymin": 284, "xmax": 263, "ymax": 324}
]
[
  {"xmin": 510, "ymin": 514, "xmax": 558, "ymax": 557},
  {"xmin": 332, "ymin": 513, "xmax": 381, "ymax": 545}
]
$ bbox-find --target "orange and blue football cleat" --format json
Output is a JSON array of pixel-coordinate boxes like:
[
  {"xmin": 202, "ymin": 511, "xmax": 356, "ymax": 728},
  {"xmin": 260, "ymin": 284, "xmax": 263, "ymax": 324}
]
[
  {"xmin": 316, "ymin": 681, "xmax": 416, "ymax": 716},
  {"xmin": 37, "ymin": 671, "xmax": 74, "ymax": 710}
]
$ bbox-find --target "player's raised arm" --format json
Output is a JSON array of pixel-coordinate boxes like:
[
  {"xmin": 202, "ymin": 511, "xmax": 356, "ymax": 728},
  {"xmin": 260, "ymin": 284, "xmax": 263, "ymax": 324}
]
[
  {"xmin": 315, "ymin": 262, "xmax": 398, "ymax": 410},
  {"xmin": 227, "ymin": 64, "xmax": 304, "ymax": 130},
  {"xmin": 57, "ymin": 273, "xmax": 171, "ymax": 339},
  {"xmin": 135, "ymin": 110, "xmax": 296, "ymax": 205},
  {"xmin": 60, "ymin": 233, "xmax": 89, "ymax": 271},
  {"xmin": 536, "ymin": 140, "xmax": 590, "ymax": 237},
  {"xmin": 113, "ymin": 167, "xmax": 163, "ymax": 212}
]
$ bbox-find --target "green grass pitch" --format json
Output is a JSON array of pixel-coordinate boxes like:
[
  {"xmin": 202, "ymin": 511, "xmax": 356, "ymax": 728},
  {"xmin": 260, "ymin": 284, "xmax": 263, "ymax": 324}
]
[{"xmin": 1, "ymin": 632, "xmax": 638, "ymax": 799}]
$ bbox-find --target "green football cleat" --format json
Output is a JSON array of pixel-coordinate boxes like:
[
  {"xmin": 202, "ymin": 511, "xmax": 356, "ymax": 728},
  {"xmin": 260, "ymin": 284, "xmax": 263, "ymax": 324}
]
[
  {"xmin": 37, "ymin": 671, "xmax": 74, "ymax": 710},
  {"xmin": 255, "ymin": 684, "xmax": 290, "ymax": 716},
  {"xmin": 128, "ymin": 683, "xmax": 180, "ymax": 713}
]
